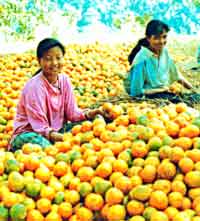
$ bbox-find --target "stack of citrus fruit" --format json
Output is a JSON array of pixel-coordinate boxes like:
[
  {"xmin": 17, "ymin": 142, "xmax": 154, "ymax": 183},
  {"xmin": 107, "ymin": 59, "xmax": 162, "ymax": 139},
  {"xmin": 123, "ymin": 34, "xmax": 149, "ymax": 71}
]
[{"xmin": 0, "ymin": 100, "xmax": 199, "ymax": 220}]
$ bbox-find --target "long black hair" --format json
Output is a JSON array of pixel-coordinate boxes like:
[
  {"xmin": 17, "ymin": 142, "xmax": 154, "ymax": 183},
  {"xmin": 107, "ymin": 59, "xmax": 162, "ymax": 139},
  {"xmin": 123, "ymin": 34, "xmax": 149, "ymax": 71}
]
[
  {"xmin": 34, "ymin": 38, "xmax": 65, "ymax": 76},
  {"xmin": 128, "ymin": 20, "xmax": 170, "ymax": 65}
]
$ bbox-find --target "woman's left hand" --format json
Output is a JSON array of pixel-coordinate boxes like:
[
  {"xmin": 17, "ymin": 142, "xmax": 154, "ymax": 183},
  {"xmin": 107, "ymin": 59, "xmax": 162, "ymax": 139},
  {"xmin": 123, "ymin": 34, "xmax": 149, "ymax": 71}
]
[{"xmin": 85, "ymin": 108, "xmax": 107, "ymax": 120}]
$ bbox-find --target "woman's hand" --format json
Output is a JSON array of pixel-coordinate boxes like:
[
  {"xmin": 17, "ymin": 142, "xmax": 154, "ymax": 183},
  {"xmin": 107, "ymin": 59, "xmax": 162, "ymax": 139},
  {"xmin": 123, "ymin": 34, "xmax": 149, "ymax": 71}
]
[
  {"xmin": 85, "ymin": 108, "xmax": 103, "ymax": 120},
  {"xmin": 145, "ymin": 86, "xmax": 169, "ymax": 95},
  {"xmin": 49, "ymin": 131, "xmax": 64, "ymax": 142},
  {"xmin": 85, "ymin": 108, "xmax": 109, "ymax": 120}
]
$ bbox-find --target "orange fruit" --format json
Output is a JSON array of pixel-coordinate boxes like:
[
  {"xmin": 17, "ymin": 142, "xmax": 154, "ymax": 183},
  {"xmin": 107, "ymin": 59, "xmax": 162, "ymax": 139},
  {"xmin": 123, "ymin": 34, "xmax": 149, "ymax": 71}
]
[
  {"xmin": 35, "ymin": 166, "xmax": 50, "ymax": 183},
  {"xmin": 0, "ymin": 161, "xmax": 4, "ymax": 175},
  {"xmin": 164, "ymin": 206, "xmax": 179, "ymax": 220},
  {"xmin": 166, "ymin": 121, "xmax": 180, "ymax": 137},
  {"xmin": 131, "ymin": 140, "xmax": 148, "ymax": 158},
  {"xmin": 27, "ymin": 209, "xmax": 44, "ymax": 221},
  {"xmin": 168, "ymin": 191, "xmax": 183, "ymax": 209},
  {"xmin": 179, "ymin": 124, "xmax": 199, "ymax": 138},
  {"xmin": 112, "ymin": 159, "xmax": 128, "ymax": 174},
  {"xmin": 193, "ymin": 217, "xmax": 200, "ymax": 221},
  {"xmin": 144, "ymin": 156, "xmax": 160, "ymax": 168},
  {"xmin": 107, "ymin": 204, "xmax": 126, "ymax": 221},
  {"xmin": 127, "ymin": 166, "xmax": 142, "ymax": 177},
  {"xmin": 142, "ymin": 207, "xmax": 157, "ymax": 220},
  {"xmin": 58, "ymin": 202, "xmax": 72, "ymax": 219},
  {"xmin": 84, "ymin": 155, "xmax": 98, "ymax": 168},
  {"xmin": 3, "ymin": 192, "xmax": 20, "ymax": 207},
  {"xmin": 45, "ymin": 211, "xmax": 62, "ymax": 221},
  {"xmin": 23, "ymin": 197, "xmax": 36, "ymax": 211},
  {"xmin": 175, "ymin": 103, "xmax": 187, "ymax": 113},
  {"xmin": 64, "ymin": 190, "xmax": 80, "ymax": 205},
  {"xmin": 129, "ymin": 185, "xmax": 152, "ymax": 202},
  {"xmin": 71, "ymin": 159, "xmax": 85, "ymax": 173},
  {"xmin": 55, "ymin": 141, "xmax": 71, "ymax": 152},
  {"xmin": 127, "ymin": 200, "xmax": 144, "ymax": 216},
  {"xmin": 97, "ymin": 148, "xmax": 114, "ymax": 162},
  {"xmin": 41, "ymin": 156, "xmax": 55, "ymax": 170},
  {"xmin": 130, "ymin": 175, "xmax": 143, "ymax": 187},
  {"xmin": 10, "ymin": 203, "xmax": 27, "ymax": 221},
  {"xmin": 109, "ymin": 171, "xmax": 123, "ymax": 184},
  {"xmin": 133, "ymin": 158, "xmax": 145, "ymax": 167},
  {"xmin": 170, "ymin": 146, "xmax": 185, "ymax": 163},
  {"xmin": 174, "ymin": 137, "xmax": 192, "ymax": 150},
  {"xmin": 129, "ymin": 215, "xmax": 145, "ymax": 221},
  {"xmin": 159, "ymin": 145, "xmax": 172, "ymax": 159},
  {"xmin": 139, "ymin": 165, "xmax": 157, "ymax": 183},
  {"xmin": 81, "ymin": 121, "xmax": 93, "ymax": 132},
  {"xmin": 71, "ymin": 125, "xmax": 82, "ymax": 135},
  {"xmin": 78, "ymin": 182, "xmax": 93, "ymax": 197},
  {"xmin": 95, "ymin": 162, "xmax": 113, "ymax": 178},
  {"xmin": 93, "ymin": 124, "xmax": 106, "ymax": 137},
  {"xmin": 76, "ymin": 207, "xmax": 93, "ymax": 221},
  {"xmin": 188, "ymin": 188, "xmax": 200, "ymax": 200},
  {"xmin": 114, "ymin": 175, "xmax": 132, "ymax": 193},
  {"xmin": 147, "ymin": 136, "xmax": 162, "ymax": 151},
  {"xmin": 184, "ymin": 171, "xmax": 200, "ymax": 188},
  {"xmin": 115, "ymin": 115, "xmax": 129, "ymax": 126},
  {"xmin": 40, "ymin": 186, "xmax": 55, "ymax": 201},
  {"xmin": 53, "ymin": 161, "xmax": 69, "ymax": 177},
  {"xmin": 25, "ymin": 155, "xmax": 40, "ymax": 171},
  {"xmin": 150, "ymin": 210, "xmax": 169, "ymax": 221},
  {"xmin": 171, "ymin": 180, "xmax": 187, "ymax": 195},
  {"xmin": 105, "ymin": 187, "xmax": 124, "ymax": 205},
  {"xmin": 49, "ymin": 177, "xmax": 64, "ymax": 192},
  {"xmin": 85, "ymin": 193, "xmax": 104, "ymax": 211},
  {"xmin": 153, "ymin": 179, "xmax": 171, "ymax": 194},
  {"xmin": 8, "ymin": 171, "xmax": 25, "ymax": 192},
  {"xmin": 77, "ymin": 166, "xmax": 94, "ymax": 182},
  {"xmin": 90, "ymin": 138, "xmax": 104, "ymax": 151},
  {"xmin": 181, "ymin": 197, "xmax": 192, "ymax": 210},
  {"xmin": 178, "ymin": 157, "xmax": 194, "ymax": 173},
  {"xmin": 149, "ymin": 190, "xmax": 168, "ymax": 210},
  {"xmin": 36, "ymin": 198, "xmax": 51, "ymax": 214},
  {"xmin": 157, "ymin": 161, "xmax": 176, "ymax": 180},
  {"xmin": 186, "ymin": 149, "xmax": 200, "ymax": 162}
]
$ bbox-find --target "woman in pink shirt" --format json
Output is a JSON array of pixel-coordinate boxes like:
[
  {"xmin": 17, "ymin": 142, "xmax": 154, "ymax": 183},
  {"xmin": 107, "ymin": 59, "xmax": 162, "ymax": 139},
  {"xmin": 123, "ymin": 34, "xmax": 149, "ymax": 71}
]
[{"xmin": 10, "ymin": 38, "xmax": 104, "ymax": 151}]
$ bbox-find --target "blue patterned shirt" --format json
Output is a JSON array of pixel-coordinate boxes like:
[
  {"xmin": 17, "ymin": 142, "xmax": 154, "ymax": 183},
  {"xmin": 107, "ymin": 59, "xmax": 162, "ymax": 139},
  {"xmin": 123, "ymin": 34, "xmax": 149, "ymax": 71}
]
[{"xmin": 130, "ymin": 47, "xmax": 181, "ymax": 96}]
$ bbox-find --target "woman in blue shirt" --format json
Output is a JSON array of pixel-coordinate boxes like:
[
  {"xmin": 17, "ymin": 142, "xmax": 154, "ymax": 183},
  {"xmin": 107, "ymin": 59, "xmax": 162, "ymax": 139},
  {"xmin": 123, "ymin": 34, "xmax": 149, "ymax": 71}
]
[{"xmin": 128, "ymin": 20, "xmax": 193, "ymax": 101}]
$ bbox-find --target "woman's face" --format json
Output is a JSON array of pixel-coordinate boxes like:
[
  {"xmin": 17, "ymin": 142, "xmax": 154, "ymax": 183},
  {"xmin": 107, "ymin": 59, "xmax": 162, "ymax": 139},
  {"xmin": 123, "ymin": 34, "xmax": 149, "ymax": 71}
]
[
  {"xmin": 147, "ymin": 31, "xmax": 168, "ymax": 54},
  {"xmin": 39, "ymin": 46, "xmax": 64, "ymax": 81}
]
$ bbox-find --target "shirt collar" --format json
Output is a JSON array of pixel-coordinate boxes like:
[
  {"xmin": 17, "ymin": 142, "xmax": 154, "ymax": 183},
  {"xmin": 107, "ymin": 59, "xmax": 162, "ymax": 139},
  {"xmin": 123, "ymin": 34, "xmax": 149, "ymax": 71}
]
[
  {"xmin": 141, "ymin": 46, "xmax": 165, "ymax": 58},
  {"xmin": 40, "ymin": 72, "xmax": 61, "ymax": 95}
]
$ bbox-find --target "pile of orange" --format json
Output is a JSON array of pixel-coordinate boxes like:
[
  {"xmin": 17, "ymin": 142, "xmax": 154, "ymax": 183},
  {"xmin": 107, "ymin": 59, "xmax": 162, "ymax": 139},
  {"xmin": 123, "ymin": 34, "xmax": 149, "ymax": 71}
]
[
  {"xmin": 0, "ymin": 42, "xmax": 200, "ymax": 220},
  {"xmin": 0, "ymin": 100, "xmax": 199, "ymax": 220}
]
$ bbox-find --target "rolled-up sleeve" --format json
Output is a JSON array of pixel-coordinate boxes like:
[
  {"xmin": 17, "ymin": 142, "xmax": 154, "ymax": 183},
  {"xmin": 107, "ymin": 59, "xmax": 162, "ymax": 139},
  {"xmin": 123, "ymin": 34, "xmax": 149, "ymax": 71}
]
[
  {"xmin": 64, "ymin": 77, "xmax": 86, "ymax": 122},
  {"xmin": 130, "ymin": 62, "xmax": 145, "ymax": 96},
  {"xmin": 24, "ymin": 88, "xmax": 52, "ymax": 138}
]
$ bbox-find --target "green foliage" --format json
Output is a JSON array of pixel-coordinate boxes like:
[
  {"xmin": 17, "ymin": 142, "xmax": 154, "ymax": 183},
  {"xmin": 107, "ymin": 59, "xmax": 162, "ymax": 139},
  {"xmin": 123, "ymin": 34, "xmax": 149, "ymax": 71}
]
[
  {"xmin": 135, "ymin": 13, "xmax": 152, "ymax": 25},
  {"xmin": 0, "ymin": 0, "xmax": 78, "ymax": 41},
  {"xmin": 192, "ymin": 0, "xmax": 200, "ymax": 7}
]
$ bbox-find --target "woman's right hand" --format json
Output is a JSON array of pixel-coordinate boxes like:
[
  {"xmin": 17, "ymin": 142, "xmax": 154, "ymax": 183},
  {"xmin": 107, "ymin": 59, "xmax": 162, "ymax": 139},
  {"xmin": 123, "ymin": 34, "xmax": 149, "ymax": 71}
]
[
  {"xmin": 145, "ymin": 86, "xmax": 169, "ymax": 95},
  {"xmin": 49, "ymin": 131, "xmax": 64, "ymax": 142}
]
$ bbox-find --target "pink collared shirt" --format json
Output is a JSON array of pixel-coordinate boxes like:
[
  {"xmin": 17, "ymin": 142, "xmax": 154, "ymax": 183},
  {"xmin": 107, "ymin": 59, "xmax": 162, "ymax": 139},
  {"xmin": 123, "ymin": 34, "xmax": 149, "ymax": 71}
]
[{"xmin": 11, "ymin": 72, "xmax": 85, "ymax": 141}]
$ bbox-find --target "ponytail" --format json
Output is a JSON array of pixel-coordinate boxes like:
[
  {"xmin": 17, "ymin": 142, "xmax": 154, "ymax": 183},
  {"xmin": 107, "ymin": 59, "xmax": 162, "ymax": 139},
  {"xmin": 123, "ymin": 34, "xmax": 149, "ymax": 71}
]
[
  {"xmin": 128, "ymin": 38, "xmax": 149, "ymax": 65},
  {"xmin": 32, "ymin": 68, "xmax": 42, "ymax": 77}
]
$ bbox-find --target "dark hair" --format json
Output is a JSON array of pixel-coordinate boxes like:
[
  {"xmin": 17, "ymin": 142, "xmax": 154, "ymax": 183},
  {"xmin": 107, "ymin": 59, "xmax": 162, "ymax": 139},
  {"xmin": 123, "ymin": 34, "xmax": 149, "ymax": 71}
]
[
  {"xmin": 128, "ymin": 20, "xmax": 170, "ymax": 65},
  {"xmin": 34, "ymin": 38, "xmax": 65, "ymax": 76}
]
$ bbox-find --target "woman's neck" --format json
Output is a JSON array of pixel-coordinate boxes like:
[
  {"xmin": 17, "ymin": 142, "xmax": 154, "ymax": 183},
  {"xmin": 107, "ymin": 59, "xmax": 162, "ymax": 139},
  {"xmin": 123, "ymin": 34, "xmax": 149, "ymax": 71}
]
[
  {"xmin": 42, "ymin": 72, "xmax": 58, "ymax": 84},
  {"xmin": 149, "ymin": 47, "xmax": 162, "ymax": 57}
]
